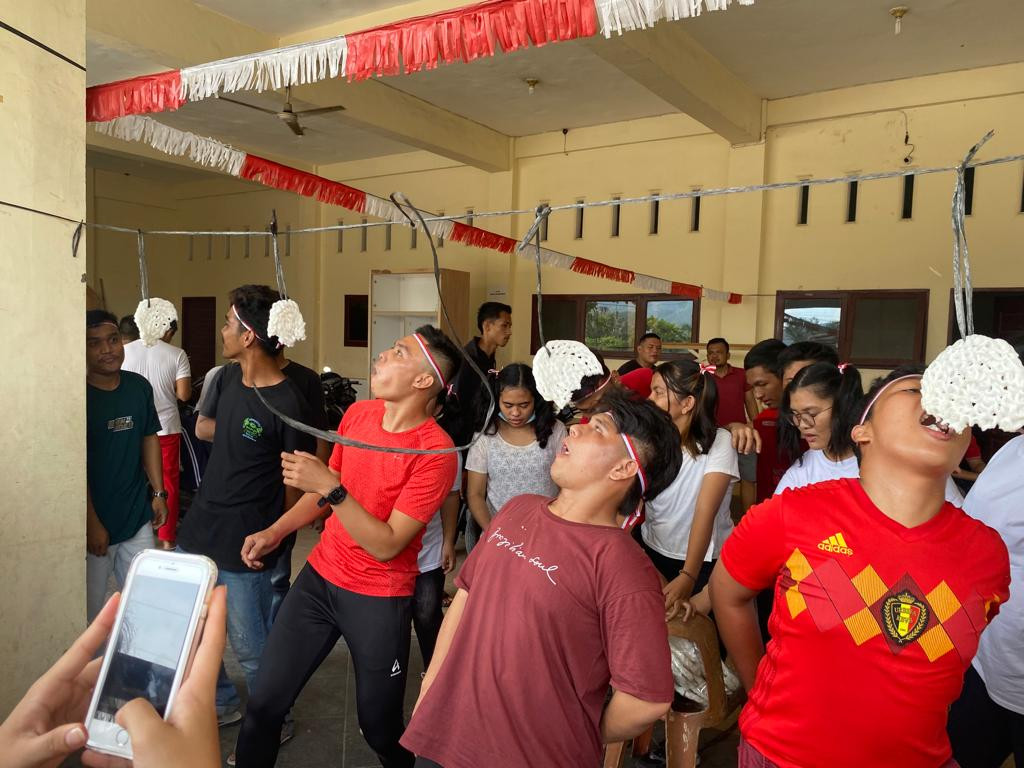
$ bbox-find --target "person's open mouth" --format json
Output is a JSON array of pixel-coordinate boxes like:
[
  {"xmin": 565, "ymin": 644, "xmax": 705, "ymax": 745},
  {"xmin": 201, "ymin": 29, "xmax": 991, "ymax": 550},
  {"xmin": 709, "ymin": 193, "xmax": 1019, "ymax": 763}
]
[{"xmin": 920, "ymin": 413, "xmax": 954, "ymax": 440}]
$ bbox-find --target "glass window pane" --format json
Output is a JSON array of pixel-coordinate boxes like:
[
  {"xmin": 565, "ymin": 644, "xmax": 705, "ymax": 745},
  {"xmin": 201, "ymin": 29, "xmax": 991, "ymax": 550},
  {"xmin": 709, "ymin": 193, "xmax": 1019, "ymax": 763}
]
[
  {"xmin": 585, "ymin": 300, "xmax": 636, "ymax": 353},
  {"xmin": 646, "ymin": 300, "xmax": 695, "ymax": 351},
  {"xmin": 850, "ymin": 296, "xmax": 920, "ymax": 361},
  {"xmin": 782, "ymin": 298, "xmax": 842, "ymax": 346},
  {"xmin": 537, "ymin": 299, "xmax": 577, "ymax": 345}
]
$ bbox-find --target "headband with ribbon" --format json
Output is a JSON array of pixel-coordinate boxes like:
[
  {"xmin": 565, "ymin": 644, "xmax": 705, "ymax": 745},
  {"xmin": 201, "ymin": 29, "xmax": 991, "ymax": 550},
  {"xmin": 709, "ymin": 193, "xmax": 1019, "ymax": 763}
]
[
  {"xmin": 699, "ymin": 363, "xmax": 717, "ymax": 376},
  {"xmin": 413, "ymin": 332, "xmax": 452, "ymax": 394},
  {"xmin": 858, "ymin": 374, "xmax": 921, "ymax": 426}
]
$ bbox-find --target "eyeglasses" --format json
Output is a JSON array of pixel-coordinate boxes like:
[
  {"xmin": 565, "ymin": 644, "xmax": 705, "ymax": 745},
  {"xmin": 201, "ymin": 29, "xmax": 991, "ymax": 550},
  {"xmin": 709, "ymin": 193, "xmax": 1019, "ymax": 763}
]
[{"xmin": 789, "ymin": 405, "xmax": 833, "ymax": 429}]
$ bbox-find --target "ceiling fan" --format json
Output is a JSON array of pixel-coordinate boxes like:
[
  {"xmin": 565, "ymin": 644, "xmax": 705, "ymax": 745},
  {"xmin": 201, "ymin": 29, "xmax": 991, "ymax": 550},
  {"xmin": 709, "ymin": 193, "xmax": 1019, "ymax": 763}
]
[{"xmin": 216, "ymin": 85, "xmax": 345, "ymax": 136}]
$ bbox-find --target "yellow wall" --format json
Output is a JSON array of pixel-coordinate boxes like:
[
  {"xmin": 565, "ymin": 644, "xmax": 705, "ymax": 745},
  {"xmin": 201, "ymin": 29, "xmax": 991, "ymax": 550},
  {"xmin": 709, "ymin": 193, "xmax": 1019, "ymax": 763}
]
[
  {"xmin": 0, "ymin": 0, "xmax": 86, "ymax": 714},
  {"xmin": 89, "ymin": 63, "xmax": 1024, "ymax": 386}
]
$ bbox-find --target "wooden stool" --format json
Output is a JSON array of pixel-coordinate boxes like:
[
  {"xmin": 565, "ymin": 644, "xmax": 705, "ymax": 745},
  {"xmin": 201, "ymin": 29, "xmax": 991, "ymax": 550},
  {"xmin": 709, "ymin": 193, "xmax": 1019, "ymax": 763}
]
[{"xmin": 603, "ymin": 614, "xmax": 744, "ymax": 768}]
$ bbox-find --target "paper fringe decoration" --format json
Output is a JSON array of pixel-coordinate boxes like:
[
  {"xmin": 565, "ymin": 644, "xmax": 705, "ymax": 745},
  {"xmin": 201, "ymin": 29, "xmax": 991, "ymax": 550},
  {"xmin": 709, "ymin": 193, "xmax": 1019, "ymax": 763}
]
[
  {"xmin": 85, "ymin": 0, "xmax": 753, "ymax": 121},
  {"xmin": 180, "ymin": 37, "xmax": 348, "ymax": 102},
  {"xmin": 94, "ymin": 115, "xmax": 246, "ymax": 176},
  {"xmin": 596, "ymin": 0, "xmax": 754, "ymax": 36},
  {"xmin": 93, "ymin": 115, "xmax": 741, "ymax": 303},
  {"xmin": 533, "ymin": 340, "xmax": 605, "ymax": 409},
  {"xmin": 921, "ymin": 335, "xmax": 1024, "ymax": 432},
  {"xmin": 134, "ymin": 298, "xmax": 178, "ymax": 346},
  {"xmin": 267, "ymin": 298, "xmax": 308, "ymax": 348}
]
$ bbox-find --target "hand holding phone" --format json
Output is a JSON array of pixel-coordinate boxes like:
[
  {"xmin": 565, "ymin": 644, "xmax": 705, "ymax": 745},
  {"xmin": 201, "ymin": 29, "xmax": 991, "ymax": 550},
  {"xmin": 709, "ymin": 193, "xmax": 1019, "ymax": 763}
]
[
  {"xmin": 83, "ymin": 551, "xmax": 218, "ymax": 760},
  {"xmin": 0, "ymin": 594, "xmax": 119, "ymax": 768},
  {"xmin": 82, "ymin": 586, "xmax": 226, "ymax": 768}
]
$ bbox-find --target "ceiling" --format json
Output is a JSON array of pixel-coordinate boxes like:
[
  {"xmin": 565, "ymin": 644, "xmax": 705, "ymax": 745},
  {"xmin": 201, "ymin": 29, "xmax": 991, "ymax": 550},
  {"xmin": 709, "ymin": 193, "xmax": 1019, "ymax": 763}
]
[
  {"xmin": 87, "ymin": 148, "xmax": 230, "ymax": 184},
  {"xmin": 85, "ymin": 0, "xmax": 1024, "ymax": 171},
  {"xmin": 194, "ymin": 0, "xmax": 416, "ymax": 36}
]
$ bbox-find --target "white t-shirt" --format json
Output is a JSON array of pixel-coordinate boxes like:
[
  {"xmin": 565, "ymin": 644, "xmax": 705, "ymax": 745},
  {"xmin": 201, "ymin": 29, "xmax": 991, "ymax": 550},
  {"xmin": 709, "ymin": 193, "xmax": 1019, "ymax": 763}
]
[
  {"xmin": 642, "ymin": 428, "xmax": 739, "ymax": 561},
  {"xmin": 418, "ymin": 454, "xmax": 462, "ymax": 573},
  {"xmin": 774, "ymin": 449, "xmax": 965, "ymax": 507},
  {"xmin": 465, "ymin": 420, "xmax": 566, "ymax": 518},
  {"xmin": 122, "ymin": 339, "xmax": 191, "ymax": 435},
  {"xmin": 965, "ymin": 435, "xmax": 1024, "ymax": 715}
]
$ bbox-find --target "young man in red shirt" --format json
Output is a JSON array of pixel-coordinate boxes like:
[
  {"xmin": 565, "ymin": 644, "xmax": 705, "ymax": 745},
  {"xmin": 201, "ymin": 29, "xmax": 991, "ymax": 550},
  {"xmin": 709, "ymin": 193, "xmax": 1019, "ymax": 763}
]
[
  {"xmin": 233, "ymin": 325, "xmax": 462, "ymax": 768},
  {"xmin": 707, "ymin": 337, "xmax": 759, "ymax": 509},
  {"xmin": 712, "ymin": 368, "xmax": 1011, "ymax": 768},
  {"xmin": 401, "ymin": 391, "xmax": 682, "ymax": 768},
  {"xmin": 744, "ymin": 339, "xmax": 789, "ymax": 503}
]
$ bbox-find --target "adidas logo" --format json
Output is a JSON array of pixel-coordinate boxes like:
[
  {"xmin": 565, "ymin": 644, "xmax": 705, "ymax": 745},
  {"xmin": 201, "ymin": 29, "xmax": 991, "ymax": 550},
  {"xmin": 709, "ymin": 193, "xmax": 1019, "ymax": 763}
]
[{"xmin": 818, "ymin": 532, "xmax": 853, "ymax": 556}]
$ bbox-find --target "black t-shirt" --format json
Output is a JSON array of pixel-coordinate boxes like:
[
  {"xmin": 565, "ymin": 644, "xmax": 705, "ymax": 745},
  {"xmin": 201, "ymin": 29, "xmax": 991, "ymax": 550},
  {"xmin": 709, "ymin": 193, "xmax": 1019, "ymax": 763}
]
[
  {"xmin": 282, "ymin": 360, "xmax": 329, "ymax": 430},
  {"xmin": 437, "ymin": 337, "xmax": 495, "ymax": 447},
  {"xmin": 617, "ymin": 359, "xmax": 643, "ymax": 376},
  {"xmin": 178, "ymin": 364, "xmax": 315, "ymax": 571}
]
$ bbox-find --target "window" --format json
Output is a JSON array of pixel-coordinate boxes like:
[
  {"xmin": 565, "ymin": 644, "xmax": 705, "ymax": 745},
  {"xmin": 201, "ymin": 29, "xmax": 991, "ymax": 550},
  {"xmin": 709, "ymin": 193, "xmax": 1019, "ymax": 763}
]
[
  {"xmin": 649, "ymin": 198, "xmax": 660, "ymax": 235},
  {"xmin": 344, "ymin": 294, "xmax": 369, "ymax": 348},
  {"xmin": 539, "ymin": 202, "xmax": 549, "ymax": 241},
  {"xmin": 285, "ymin": 224, "xmax": 291, "ymax": 256},
  {"xmin": 964, "ymin": 166, "xmax": 975, "ymax": 215},
  {"xmin": 337, "ymin": 219, "xmax": 344, "ymax": 253},
  {"xmin": 775, "ymin": 290, "xmax": 928, "ymax": 367},
  {"xmin": 360, "ymin": 218, "xmax": 368, "ymax": 252},
  {"xmin": 846, "ymin": 181, "xmax": 858, "ymax": 223},
  {"xmin": 384, "ymin": 223, "xmax": 392, "ymax": 251},
  {"xmin": 437, "ymin": 211, "xmax": 444, "ymax": 247},
  {"xmin": 691, "ymin": 193, "xmax": 701, "ymax": 232},
  {"xmin": 948, "ymin": 288, "xmax": 1024, "ymax": 355},
  {"xmin": 798, "ymin": 184, "xmax": 809, "ymax": 225},
  {"xmin": 531, "ymin": 293, "xmax": 699, "ymax": 357},
  {"xmin": 902, "ymin": 175, "xmax": 915, "ymax": 219},
  {"xmin": 574, "ymin": 201, "xmax": 584, "ymax": 239},
  {"xmin": 411, "ymin": 226, "xmax": 417, "ymax": 249},
  {"xmin": 465, "ymin": 208, "xmax": 474, "ymax": 228},
  {"xmin": 611, "ymin": 197, "xmax": 621, "ymax": 238}
]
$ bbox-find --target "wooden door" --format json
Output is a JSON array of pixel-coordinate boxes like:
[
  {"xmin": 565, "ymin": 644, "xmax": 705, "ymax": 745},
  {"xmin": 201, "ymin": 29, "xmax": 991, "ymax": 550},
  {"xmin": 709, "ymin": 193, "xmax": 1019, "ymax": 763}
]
[{"xmin": 181, "ymin": 297, "xmax": 217, "ymax": 380}]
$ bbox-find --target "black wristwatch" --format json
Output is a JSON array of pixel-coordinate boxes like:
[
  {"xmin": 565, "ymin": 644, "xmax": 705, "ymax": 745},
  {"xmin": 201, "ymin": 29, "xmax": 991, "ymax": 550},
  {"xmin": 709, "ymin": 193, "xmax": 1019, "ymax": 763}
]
[
  {"xmin": 152, "ymin": 490, "xmax": 169, "ymax": 499},
  {"xmin": 317, "ymin": 485, "xmax": 348, "ymax": 508}
]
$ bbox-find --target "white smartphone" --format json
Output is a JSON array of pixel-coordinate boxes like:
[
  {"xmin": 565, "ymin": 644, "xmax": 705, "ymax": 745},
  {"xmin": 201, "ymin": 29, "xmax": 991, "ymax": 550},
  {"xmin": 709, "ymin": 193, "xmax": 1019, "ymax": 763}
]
[{"xmin": 85, "ymin": 550, "xmax": 217, "ymax": 758}]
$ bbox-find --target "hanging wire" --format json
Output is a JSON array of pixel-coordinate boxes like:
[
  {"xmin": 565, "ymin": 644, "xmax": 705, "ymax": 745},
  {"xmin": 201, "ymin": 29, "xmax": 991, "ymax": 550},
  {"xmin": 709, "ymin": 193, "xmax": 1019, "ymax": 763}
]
[
  {"xmin": 950, "ymin": 130, "xmax": 993, "ymax": 338},
  {"xmin": 517, "ymin": 204, "xmax": 552, "ymax": 356},
  {"xmin": 251, "ymin": 193, "xmax": 494, "ymax": 456},
  {"xmin": 269, "ymin": 209, "xmax": 288, "ymax": 300},
  {"xmin": 136, "ymin": 229, "xmax": 150, "ymax": 306}
]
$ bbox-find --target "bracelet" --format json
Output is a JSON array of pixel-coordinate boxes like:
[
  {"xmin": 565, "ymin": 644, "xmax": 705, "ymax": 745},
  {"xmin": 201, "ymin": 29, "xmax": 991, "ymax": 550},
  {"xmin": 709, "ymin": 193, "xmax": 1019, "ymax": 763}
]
[{"xmin": 678, "ymin": 569, "xmax": 696, "ymax": 582}]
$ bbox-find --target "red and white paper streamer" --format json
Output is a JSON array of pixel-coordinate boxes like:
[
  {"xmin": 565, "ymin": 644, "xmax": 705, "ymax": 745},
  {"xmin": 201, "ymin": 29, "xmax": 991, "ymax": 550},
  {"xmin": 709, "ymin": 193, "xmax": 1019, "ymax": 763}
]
[
  {"xmin": 92, "ymin": 115, "xmax": 740, "ymax": 302},
  {"xmin": 85, "ymin": 0, "xmax": 752, "ymax": 123}
]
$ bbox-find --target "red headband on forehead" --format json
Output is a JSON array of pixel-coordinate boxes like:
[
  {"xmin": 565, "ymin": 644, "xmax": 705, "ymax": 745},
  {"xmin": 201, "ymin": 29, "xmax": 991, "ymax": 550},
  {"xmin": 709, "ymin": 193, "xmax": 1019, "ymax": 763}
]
[
  {"xmin": 619, "ymin": 433, "xmax": 648, "ymax": 531},
  {"xmin": 412, "ymin": 333, "xmax": 448, "ymax": 391}
]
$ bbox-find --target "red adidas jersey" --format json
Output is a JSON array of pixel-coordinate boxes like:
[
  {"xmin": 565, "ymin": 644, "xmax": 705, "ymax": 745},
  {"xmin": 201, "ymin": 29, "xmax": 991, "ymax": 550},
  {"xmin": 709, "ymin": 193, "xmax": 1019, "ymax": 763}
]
[
  {"xmin": 307, "ymin": 399, "xmax": 457, "ymax": 597},
  {"xmin": 721, "ymin": 478, "xmax": 1009, "ymax": 768}
]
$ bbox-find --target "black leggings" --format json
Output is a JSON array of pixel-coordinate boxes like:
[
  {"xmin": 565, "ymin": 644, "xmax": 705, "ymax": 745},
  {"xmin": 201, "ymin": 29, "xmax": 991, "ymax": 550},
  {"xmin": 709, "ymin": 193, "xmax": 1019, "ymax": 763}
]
[
  {"xmin": 412, "ymin": 568, "xmax": 445, "ymax": 667},
  {"xmin": 640, "ymin": 540, "xmax": 715, "ymax": 594},
  {"xmin": 234, "ymin": 564, "xmax": 414, "ymax": 768},
  {"xmin": 949, "ymin": 665, "xmax": 1024, "ymax": 767}
]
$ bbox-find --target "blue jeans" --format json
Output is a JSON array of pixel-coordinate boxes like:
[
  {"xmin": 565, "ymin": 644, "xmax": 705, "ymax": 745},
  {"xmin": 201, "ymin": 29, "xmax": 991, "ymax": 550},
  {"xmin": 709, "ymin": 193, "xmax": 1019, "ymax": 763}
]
[{"xmin": 177, "ymin": 547, "xmax": 273, "ymax": 714}]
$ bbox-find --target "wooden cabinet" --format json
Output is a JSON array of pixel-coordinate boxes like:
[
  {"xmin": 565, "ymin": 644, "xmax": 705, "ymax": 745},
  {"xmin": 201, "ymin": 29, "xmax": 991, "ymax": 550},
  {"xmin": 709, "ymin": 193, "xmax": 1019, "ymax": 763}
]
[{"xmin": 368, "ymin": 269, "xmax": 471, "ymax": 379}]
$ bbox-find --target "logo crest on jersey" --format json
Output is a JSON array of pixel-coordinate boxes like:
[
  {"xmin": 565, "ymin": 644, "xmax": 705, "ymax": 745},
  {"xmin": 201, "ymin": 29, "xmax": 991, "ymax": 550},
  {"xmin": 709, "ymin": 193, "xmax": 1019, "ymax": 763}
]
[
  {"xmin": 242, "ymin": 417, "xmax": 264, "ymax": 441},
  {"xmin": 882, "ymin": 590, "xmax": 929, "ymax": 645},
  {"xmin": 817, "ymin": 532, "xmax": 853, "ymax": 556}
]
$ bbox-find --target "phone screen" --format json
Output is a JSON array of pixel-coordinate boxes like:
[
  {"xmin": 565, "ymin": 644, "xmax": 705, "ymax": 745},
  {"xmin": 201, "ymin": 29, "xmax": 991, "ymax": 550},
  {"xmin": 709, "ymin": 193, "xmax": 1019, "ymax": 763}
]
[{"xmin": 93, "ymin": 574, "xmax": 201, "ymax": 721}]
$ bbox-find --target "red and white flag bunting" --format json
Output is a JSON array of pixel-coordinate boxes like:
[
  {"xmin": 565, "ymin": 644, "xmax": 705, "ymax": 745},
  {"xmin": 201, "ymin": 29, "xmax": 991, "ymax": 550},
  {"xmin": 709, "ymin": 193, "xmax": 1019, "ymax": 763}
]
[
  {"xmin": 85, "ymin": 0, "xmax": 753, "ymax": 123},
  {"xmin": 92, "ymin": 115, "xmax": 741, "ymax": 303}
]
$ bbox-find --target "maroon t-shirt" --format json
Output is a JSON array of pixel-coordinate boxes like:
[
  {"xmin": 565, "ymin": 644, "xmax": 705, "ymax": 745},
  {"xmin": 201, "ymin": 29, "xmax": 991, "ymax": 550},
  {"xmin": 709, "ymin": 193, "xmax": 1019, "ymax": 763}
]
[
  {"xmin": 714, "ymin": 365, "xmax": 750, "ymax": 427},
  {"xmin": 401, "ymin": 495, "xmax": 674, "ymax": 768}
]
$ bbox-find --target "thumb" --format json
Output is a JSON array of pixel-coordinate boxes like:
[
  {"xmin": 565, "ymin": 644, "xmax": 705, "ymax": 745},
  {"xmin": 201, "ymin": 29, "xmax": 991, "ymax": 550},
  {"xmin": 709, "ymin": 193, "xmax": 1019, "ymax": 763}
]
[
  {"xmin": 27, "ymin": 722, "xmax": 88, "ymax": 764},
  {"xmin": 116, "ymin": 698, "xmax": 164, "ymax": 749}
]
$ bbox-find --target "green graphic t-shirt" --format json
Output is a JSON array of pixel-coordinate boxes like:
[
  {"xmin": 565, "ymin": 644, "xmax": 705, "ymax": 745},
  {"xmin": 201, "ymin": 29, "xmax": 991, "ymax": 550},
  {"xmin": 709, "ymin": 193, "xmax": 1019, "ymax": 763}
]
[{"xmin": 87, "ymin": 372, "xmax": 161, "ymax": 543}]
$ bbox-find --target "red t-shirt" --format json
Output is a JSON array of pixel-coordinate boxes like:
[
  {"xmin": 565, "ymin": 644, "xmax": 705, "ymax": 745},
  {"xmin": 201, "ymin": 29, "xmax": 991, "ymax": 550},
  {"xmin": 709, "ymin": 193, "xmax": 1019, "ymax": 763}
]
[
  {"xmin": 965, "ymin": 435, "xmax": 981, "ymax": 461},
  {"xmin": 619, "ymin": 367, "xmax": 654, "ymax": 400},
  {"xmin": 714, "ymin": 365, "xmax": 750, "ymax": 427},
  {"xmin": 753, "ymin": 408, "xmax": 793, "ymax": 503},
  {"xmin": 721, "ymin": 478, "xmax": 1010, "ymax": 768},
  {"xmin": 306, "ymin": 399, "xmax": 457, "ymax": 598},
  {"xmin": 401, "ymin": 495, "xmax": 674, "ymax": 768}
]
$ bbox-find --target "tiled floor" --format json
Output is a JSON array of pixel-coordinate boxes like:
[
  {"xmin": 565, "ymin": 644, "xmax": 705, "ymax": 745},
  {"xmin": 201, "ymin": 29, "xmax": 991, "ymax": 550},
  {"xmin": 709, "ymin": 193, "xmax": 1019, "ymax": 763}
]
[{"xmin": 214, "ymin": 527, "xmax": 740, "ymax": 768}]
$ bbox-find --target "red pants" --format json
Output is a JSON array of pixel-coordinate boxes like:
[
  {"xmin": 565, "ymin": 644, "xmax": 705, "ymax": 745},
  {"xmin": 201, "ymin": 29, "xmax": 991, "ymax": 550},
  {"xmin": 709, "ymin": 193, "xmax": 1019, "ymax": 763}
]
[{"xmin": 157, "ymin": 433, "xmax": 181, "ymax": 543}]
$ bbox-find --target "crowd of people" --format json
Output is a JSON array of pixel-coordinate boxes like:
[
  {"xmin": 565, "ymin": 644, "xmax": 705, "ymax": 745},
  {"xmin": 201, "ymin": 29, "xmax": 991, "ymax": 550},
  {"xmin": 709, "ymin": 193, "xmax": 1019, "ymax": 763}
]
[{"xmin": 1, "ymin": 287, "xmax": 1019, "ymax": 768}]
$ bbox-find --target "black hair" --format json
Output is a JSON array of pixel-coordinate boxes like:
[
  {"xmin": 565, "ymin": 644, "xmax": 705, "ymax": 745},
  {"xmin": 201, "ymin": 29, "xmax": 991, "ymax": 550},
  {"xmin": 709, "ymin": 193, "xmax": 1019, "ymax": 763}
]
[
  {"xmin": 414, "ymin": 325, "xmax": 463, "ymax": 413},
  {"xmin": 570, "ymin": 348, "xmax": 614, "ymax": 406},
  {"xmin": 744, "ymin": 338, "xmax": 787, "ymax": 374},
  {"xmin": 483, "ymin": 364, "xmax": 557, "ymax": 448},
  {"xmin": 777, "ymin": 341, "xmax": 839, "ymax": 377},
  {"xmin": 653, "ymin": 358, "xmax": 719, "ymax": 457},
  {"xmin": 638, "ymin": 332, "xmax": 662, "ymax": 345},
  {"xmin": 780, "ymin": 362, "xmax": 864, "ymax": 464},
  {"xmin": 87, "ymin": 310, "xmax": 119, "ymax": 329},
  {"xmin": 706, "ymin": 337, "xmax": 730, "ymax": 352},
  {"xmin": 228, "ymin": 284, "xmax": 281, "ymax": 356},
  {"xmin": 596, "ymin": 389, "xmax": 684, "ymax": 517},
  {"xmin": 118, "ymin": 315, "xmax": 139, "ymax": 338},
  {"xmin": 477, "ymin": 302, "xmax": 512, "ymax": 333},
  {"xmin": 168, "ymin": 319, "xmax": 178, "ymax": 334}
]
